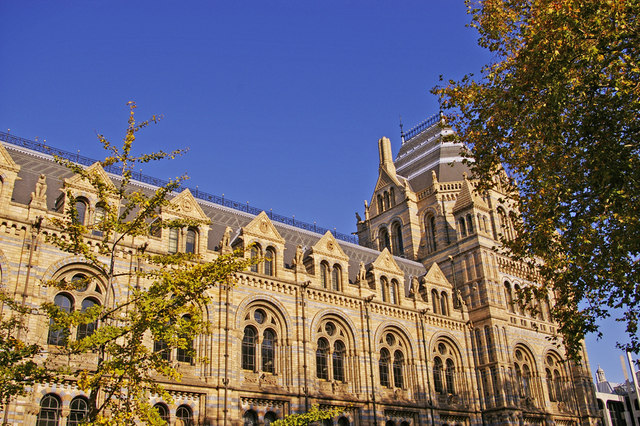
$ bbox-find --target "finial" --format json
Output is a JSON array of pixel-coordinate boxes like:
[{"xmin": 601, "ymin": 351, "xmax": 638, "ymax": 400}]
[{"xmin": 399, "ymin": 115, "xmax": 405, "ymax": 143}]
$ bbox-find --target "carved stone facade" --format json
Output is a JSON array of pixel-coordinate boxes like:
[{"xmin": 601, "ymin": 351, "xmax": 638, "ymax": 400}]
[{"xmin": 0, "ymin": 117, "xmax": 599, "ymax": 425}]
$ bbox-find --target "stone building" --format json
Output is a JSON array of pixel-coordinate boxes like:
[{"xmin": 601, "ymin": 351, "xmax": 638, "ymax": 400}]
[{"xmin": 0, "ymin": 114, "xmax": 599, "ymax": 425}]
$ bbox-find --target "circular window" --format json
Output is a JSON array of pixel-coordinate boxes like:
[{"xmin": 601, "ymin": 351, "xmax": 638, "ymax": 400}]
[
  {"xmin": 72, "ymin": 274, "xmax": 88, "ymax": 292},
  {"xmin": 254, "ymin": 309, "xmax": 266, "ymax": 324},
  {"xmin": 325, "ymin": 321, "xmax": 336, "ymax": 336},
  {"xmin": 438, "ymin": 343, "xmax": 446, "ymax": 355},
  {"xmin": 385, "ymin": 333, "xmax": 395, "ymax": 346}
]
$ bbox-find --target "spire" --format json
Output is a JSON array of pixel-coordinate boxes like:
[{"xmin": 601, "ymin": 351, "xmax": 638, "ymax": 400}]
[
  {"xmin": 596, "ymin": 365, "xmax": 606, "ymax": 383},
  {"xmin": 378, "ymin": 137, "xmax": 397, "ymax": 177}
]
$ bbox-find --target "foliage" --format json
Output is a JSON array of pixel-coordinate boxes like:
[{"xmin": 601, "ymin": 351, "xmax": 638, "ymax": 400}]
[
  {"xmin": 270, "ymin": 405, "xmax": 345, "ymax": 426},
  {"xmin": 43, "ymin": 102, "xmax": 253, "ymax": 424},
  {"xmin": 0, "ymin": 293, "xmax": 51, "ymax": 411},
  {"xmin": 435, "ymin": 0, "xmax": 640, "ymax": 357}
]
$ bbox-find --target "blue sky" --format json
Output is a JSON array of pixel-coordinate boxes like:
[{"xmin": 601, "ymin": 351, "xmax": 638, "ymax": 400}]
[{"xmin": 0, "ymin": 1, "xmax": 633, "ymax": 383}]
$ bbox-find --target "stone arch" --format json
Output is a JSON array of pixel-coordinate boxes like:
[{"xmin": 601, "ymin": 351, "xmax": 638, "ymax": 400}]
[
  {"xmin": 309, "ymin": 309, "xmax": 359, "ymax": 351},
  {"xmin": 235, "ymin": 294, "xmax": 293, "ymax": 341},
  {"xmin": 428, "ymin": 332, "xmax": 466, "ymax": 367},
  {"xmin": 373, "ymin": 321, "xmax": 417, "ymax": 357}
]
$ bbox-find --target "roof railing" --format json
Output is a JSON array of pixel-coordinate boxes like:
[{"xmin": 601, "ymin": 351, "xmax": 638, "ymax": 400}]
[
  {"xmin": 401, "ymin": 112, "xmax": 441, "ymax": 143},
  {"xmin": 0, "ymin": 131, "xmax": 358, "ymax": 244}
]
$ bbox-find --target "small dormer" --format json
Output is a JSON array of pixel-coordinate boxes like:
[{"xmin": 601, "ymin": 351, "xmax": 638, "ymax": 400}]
[
  {"xmin": 307, "ymin": 231, "xmax": 349, "ymax": 292},
  {"xmin": 163, "ymin": 188, "xmax": 211, "ymax": 255},
  {"xmin": 452, "ymin": 174, "xmax": 490, "ymax": 241},
  {"xmin": 368, "ymin": 248, "xmax": 405, "ymax": 306},
  {"xmin": 59, "ymin": 162, "xmax": 118, "ymax": 236},
  {"xmin": 238, "ymin": 212, "xmax": 285, "ymax": 278},
  {"xmin": 423, "ymin": 262, "xmax": 455, "ymax": 316}
]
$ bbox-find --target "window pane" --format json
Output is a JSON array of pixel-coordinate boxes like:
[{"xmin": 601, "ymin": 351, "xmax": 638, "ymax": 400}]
[
  {"xmin": 154, "ymin": 403, "xmax": 170, "ymax": 422},
  {"xmin": 333, "ymin": 341, "xmax": 346, "ymax": 382},
  {"xmin": 48, "ymin": 294, "xmax": 72, "ymax": 345},
  {"xmin": 393, "ymin": 350, "xmax": 404, "ymax": 388},
  {"xmin": 262, "ymin": 329, "xmax": 276, "ymax": 373},
  {"xmin": 379, "ymin": 349, "xmax": 390, "ymax": 387},
  {"xmin": 154, "ymin": 339, "xmax": 170, "ymax": 361},
  {"xmin": 316, "ymin": 338, "xmax": 329, "ymax": 380},
  {"xmin": 68, "ymin": 397, "xmax": 89, "ymax": 426},
  {"xmin": 445, "ymin": 359, "xmax": 456, "ymax": 394},
  {"xmin": 168, "ymin": 228, "xmax": 179, "ymax": 254},
  {"xmin": 265, "ymin": 249, "xmax": 274, "ymax": 276},
  {"xmin": 185, "ymin": 229, "xmax": 196, "ymax": 253},
  {"xmin": 433, "ymin": 357, "xmax": 444, "ymax": 394},
  {"xmin": 76, "ymin": 298, "xmax": 99, "ymax": 340},
  {"xmin": 36, "ymin": 394, "xmax": 60, "ymax": 426},
  {"xmin": 242, "ymin": 327, "xmax": 256, "ymax": 370},
  {"xmin": 331, "ymin": 266, "xmax": 340, "ymax": 291},
  {"xmin": 176, "ymin": 405, "xmax": 193, "ymax": 426}
]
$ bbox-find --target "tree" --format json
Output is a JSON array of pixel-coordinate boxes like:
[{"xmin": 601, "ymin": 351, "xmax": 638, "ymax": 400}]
[
  {"xmin": 435, "ymin": 0, "xmax": 640, "ymax": 358},
  {"xmin": 42, "ymin": 102, "xmax": 253, "ymax": 424},
  {"xmin": 270, "ymin": 405, "xmax": 345, "ymax": 426},
  {"xmin": 0, "ymin": 293, "xmax": 50, "ymax": 420}
]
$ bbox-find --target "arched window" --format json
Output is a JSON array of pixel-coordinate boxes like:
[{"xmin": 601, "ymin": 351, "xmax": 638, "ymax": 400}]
[
  {"xmin": 153, "ymin": 403, "xmax": 170, "ymax": 422},
  {"xmin": 389, "ymin": 187, "xmax": 396, "ymax": 207},
  {"xmin": 546, "ymin": 368, "xmax": 555, "ymax": 402},
  {"xmin": 243, "ymin": 410, "xmax": 258, "ymax": 426},
  {"xmin": 176, "ymin": 405, "xmax": 193, "ymax": 426},
  {"xmin": 379, "ymin": 348, "xmax": 391, "ymax": 387},
  {"xmin": 435, "ymin": 341, "xmax": 460, "ymax": 395},
  {"xmin": 316, "ymin": 337, "xmax": 330, "ymax": 380},
  {"xmin": 377, "ymin": 194, "xmax": 384, "ymax": 214},
  {"xmin": 381, "ymin": 277, "xmax": 389, "ymax": 303},
  {"xmin": 75, "ymin": 199, "xmax": 87, "ymax": 226},
  {"xmin": 466, "ymin": 214, "xmax": 474, "ymax": 234},
  {"xmin": 379, "ymin": 331, "xmax": 407, "ymax": 389},
  {"xmin": 384, "ymin": 191, "xmax": 390, "ymax": 210},
  {"xmin": 425, "ymin": 214, "xmax": 438, "ymax": 252},
  {"xmin": 385, "ymin": 422, "xmax": 396, "ymax": 426},
  {"xmin": 48, "ymin": 293, "xmax": 73, "ymax": 345},
  {"xmin": 433, "ymin": 357, "xmax": 444, "ymax": 394},
  {"xmin": 389, "ymin": 280, "xmax": 398, "ymax": 305},
  {"xmin": 67, "ymin": 396, "xmax": 89, "ymax": 426},
  {"xmin": 150, "ymin": 218, "xmax": 162, "ymax": 238},
  {"xmin": 331, "ymin": 264, "xmax": 341, "ymax": 291},
  {"xmin": 76, "ymin": 297, "xmax": 100, "ymax": 340},
  {"xmin": 242, "ymin": 326, "xmax": 257, "ymax": 371},
  {"xmin": 440, "ymin": 291, "xmax": 448, "ymax": 316},
  {"xmin": 514, "ymin": 347, "xmax": 536, "ymax": 402},
  {"xmin": 445, "ymin": 359, "xmax": 456, "ymax": 394},
  {"xmin": 393, "ymin": 350, "xmax": 404, "ymax": 388},
  {"xmin": 485, "ymin": 326, "xmax": 495, "ymax": 362},
  {"xmin": 265, "ymin": 412, "xmax": 278, "ymax": 425},
  {"xmin": 36, "ymin": 394, "xmax": 61, "ymax": 426},
  {"xmin": 168, "ymin": 228, "xmax": 179, "ymax": 254},
  {"xmin": 177, "ymin": 315, "xmax": 193, "ymax": 364},
  {"xmin": 504, "ymin": 281, "xmax": 514, "ymax": 312},
  {"xmin": 333, "ymin": 340, "xmax": 346, "ymax": 382},
  {"xmin": 392, "ymin": 222, "xmax": 404, "ymax": 256},
  {"xmin": 316, "ymin": 318, "xmax": 352, "ymax": 383},
  {"xmin": 431, "ymin": 289, "xmax": 440, "ymax": 314},
  {"xmin": 458, "ymin": 217, "xmax": 467, "ymax": 237},
  {"xmin": 475, "ymin": 329, "xmax": 485, "ymax": 364},
  {"xmin": 154, "ymin": 338, "xmax": 170, "ymax": 361},
  {"xmin": 320, "ymin": 261, "xmax": 330, "ymax": 289},
  {"xmin": 546, "ymin": 353, "xmax": 566, "ymax": 403},
  {"xmin": 338, "ymin": 417, "xmax": 350, "ymax": 426},
  {"xmin": 185, "ymin": 228, "xmax": 197, "ymax": 254},
  {"xmin": 92, "ymin": 204, "xmax": 106, "ymax": 237},
  {"xmin": 250, "ymin": 245, "xmax": 260, "ymax": 273},
  {"xmin": 262, "ymin": 329, "xmax": 276, "ymax": 373},
  {"xmin": 264, "ymin": 247, "xmax": 275, "ymax": 276},
  {"xmin": 242, "ymin": 307, "xmax": 282, "ymax": 375},
  {"xmin": 379, "ymin": 227, "xmax": 390, "ymax": 251}
]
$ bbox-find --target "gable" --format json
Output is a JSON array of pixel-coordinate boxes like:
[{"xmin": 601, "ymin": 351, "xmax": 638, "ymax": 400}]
[
  {"xmin": 423, "ymin": 262, "xmax": 452, "ymax": 289},
  {"xmin": 64, "ymin": 162, "xmax": 115, "ymax": 192},
  {"xmin": 166, "ymin": 188, "xmax": 209, "ymax": 221},
  {"xmin": 0, "ymin": 144, "xmax": 20, "ymax": 173},
  {"xmin": 370, "ymin": 248, "xmax": 404, "ymax": 276},
  {"xmin": 310, "ymin": 231, "xmax": 349, "ymax": 262},
  {"xmin": 242, "ymin": 211, "xmax": 285, "ymax": 244},
  {"xmin": 374, "ymin": 167, "xmax": 402, "ymax": 192}
]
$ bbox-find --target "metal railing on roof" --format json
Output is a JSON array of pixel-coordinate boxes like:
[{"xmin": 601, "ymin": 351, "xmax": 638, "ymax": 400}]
[
  {"xmin": 401, "ymin": 112, "xmax": 441, "ymax": 142},
  {"xmin": 0, "ymin": 131, "xmax": 358, "ymax": 244}
]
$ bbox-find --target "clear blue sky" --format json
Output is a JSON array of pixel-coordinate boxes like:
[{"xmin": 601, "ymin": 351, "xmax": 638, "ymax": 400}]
[{"xmin": 0, "ymin": 0, "xmax": 633, "ymax": 384}]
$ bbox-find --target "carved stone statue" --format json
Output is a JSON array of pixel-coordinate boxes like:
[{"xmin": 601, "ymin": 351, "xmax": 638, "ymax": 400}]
[
  {"xmin": 410, "ymin": 276, "xmax": 422, "ymax": 301},
  {"xmin": 220, "ymin": 226, "xmax": 232, "ymax": 253},
  {"xmin": 356, "ymin": 262, "xmax": 367, "ymax": 286},
  {"xmin": 293, "ymin": 245, "xmax": 304, "ymax": 271},
  {"xmin": 29, "ymin": 174, "xmax": 47, "ymax": 209}
]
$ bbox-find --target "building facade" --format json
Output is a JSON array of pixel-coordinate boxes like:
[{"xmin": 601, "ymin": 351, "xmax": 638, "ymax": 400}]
[{"xmin": 0, "ymin": 116, "xmax": 599, "ymax": 425}]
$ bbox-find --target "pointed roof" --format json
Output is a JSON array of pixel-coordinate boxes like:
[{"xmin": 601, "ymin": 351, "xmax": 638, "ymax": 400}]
[
  {"xmin": 453, "ymin": 173, "xmax": 489, "ymax": 213},
  {"xmin": 370, "ymin": 248, "xmax": 404, "ymax": 276},
  {"xmin": 0, "ymin": 144, "xmax": 20, "ymax": 173},
  {"xmin": 423, "ymin": 262, "xmax": 453, "ymax": 289},
  {"xmin": 65, "ymin": 162, "xmax": 115, "ymax": 192},
  {"xmin": 374, "ymin": 166, "xmax": 403, "ymax": 192},
  {"xmin": 310, "ymin": 231, "xmax": 349, "ymax": 261},
  {"xmin": 167, "ymin": 188, "xmax": 209, "ymax": 221},
  {"xmin": 242, "ymin": 211, "xmax": 285, "ymax": 244}
]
